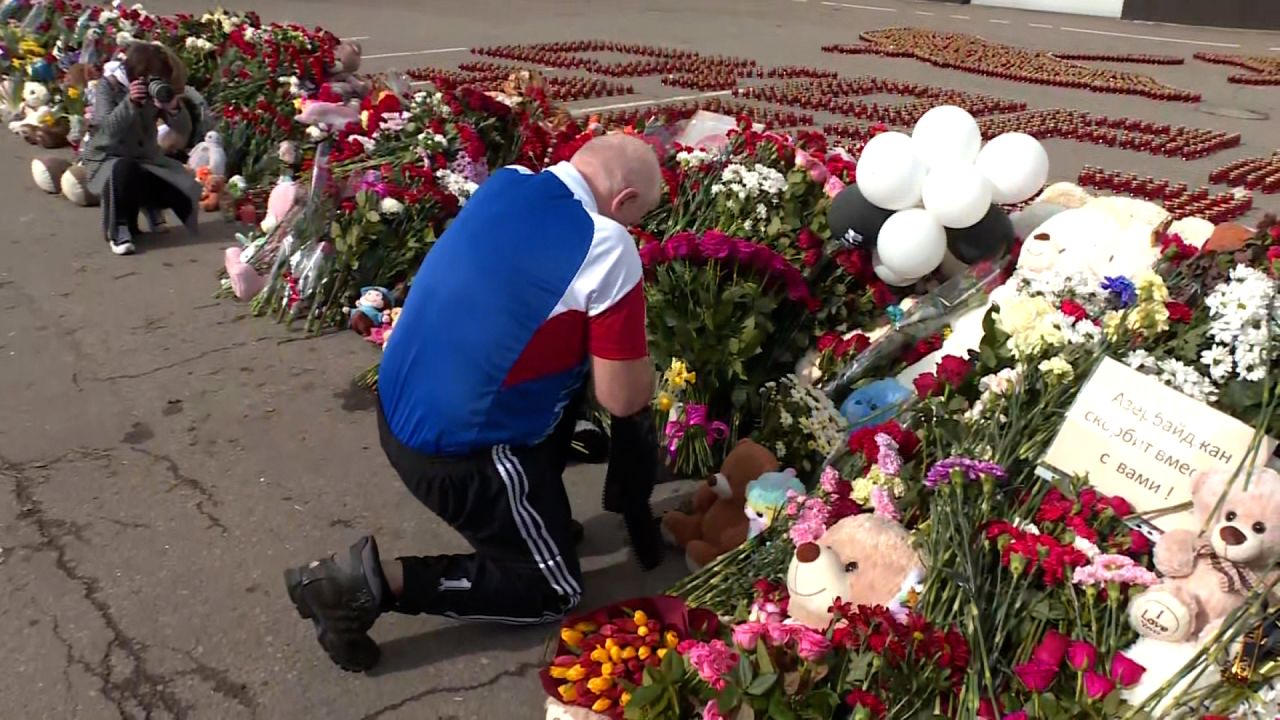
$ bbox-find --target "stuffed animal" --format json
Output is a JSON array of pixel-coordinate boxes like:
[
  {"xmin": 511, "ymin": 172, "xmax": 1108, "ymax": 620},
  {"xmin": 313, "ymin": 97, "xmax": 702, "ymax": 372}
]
[
  {"xmin": 661, "ymin": 439, "xmax": 780, "ymax": 571},
  {"xmin": 32, "ymin": 157, "xmax": 71, "ymax": 194},
  {"xmin": 325, "ymin": 42, "xmax": 371, "ymax": 100},
  {"xmin": 785, "ymin": 513, "xmax": 925, "ymax": 629},
  {"xmin": 1128, "ymin": 466, "xmax": 1280, "ymax": 644},
  {"xmin": 745, "ymin": 470, "xmax": 806, "ymax": 539},
  {"xmin": 7, "ymin": 82, "xmax": 51, "ymax": 136},
  {"xmin": 187, "ymin": 130, "xmax": 227, "ymax": 178},
  {"xmin": 840, "ymin": 379, "xmax": 913, "ymax": 430},
  {"xmin": 196, "ymin": 167, "xmax": 226, "ymax": 212},
  {"xmin": 344, "ymin": 286, "xmax": 396, "ymax": 336},
  {"xmin": 1119, "ymin": 635, "xmax": 1221, "ymax": 716},
  {"xmin": 259, "ymin": 178, "xmax": 299, "ymax": 234}
]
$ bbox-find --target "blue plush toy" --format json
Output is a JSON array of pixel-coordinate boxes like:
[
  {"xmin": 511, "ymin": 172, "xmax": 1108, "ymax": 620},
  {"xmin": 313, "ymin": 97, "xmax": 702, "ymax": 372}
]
[
  {"xmin": 745, "ymin": 470, "xmax": 806, "ymax": 539},
  {"xmin": 840, "ymin": 378, "xmax": 912, "ymax": 430}
]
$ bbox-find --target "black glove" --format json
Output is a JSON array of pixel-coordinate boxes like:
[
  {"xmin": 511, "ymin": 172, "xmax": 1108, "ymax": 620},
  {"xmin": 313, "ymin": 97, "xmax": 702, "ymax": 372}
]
[{"xmin": 602, "ymin": 412, "xmax": 664, "ymax": 571}]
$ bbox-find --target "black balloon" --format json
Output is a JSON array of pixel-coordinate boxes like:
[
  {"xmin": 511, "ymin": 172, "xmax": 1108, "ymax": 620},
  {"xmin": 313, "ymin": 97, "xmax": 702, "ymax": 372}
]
[
  {"xmin": 827, "ymin": 185, "xmax": 894, "ymax": 251},
  {"xmin": 946, "ymin": 204, "xmax": 1015, "ymax": 265}
]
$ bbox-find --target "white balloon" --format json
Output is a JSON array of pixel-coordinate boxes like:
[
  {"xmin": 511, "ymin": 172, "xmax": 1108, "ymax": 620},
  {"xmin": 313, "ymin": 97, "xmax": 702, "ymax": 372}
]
[
  {"xmin": 855, "ymin": 131, "xmax": 926, "ymax": 211},
  {"xmin": 976, "ymin": 132, "xmax": 1050, "ymax": 205},
  {"xmin": 872, "ymin": 249, "xmax": 919, "ymax": 287},
  {"xmin": 877, "ymin": 209, "xmax": 947, "ymax": 279},
  {"xmin": 912, "ymin": 105, "xmax": 982, "ymax": 170},
  {"xmin": 921, "ymin": 163, "xmax": 993, "ymax": 229}
]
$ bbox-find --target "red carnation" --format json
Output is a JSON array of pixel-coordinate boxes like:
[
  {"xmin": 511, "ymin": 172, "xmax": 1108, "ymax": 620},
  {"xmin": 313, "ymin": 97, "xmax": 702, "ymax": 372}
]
[
  {"xmin": 1165, "ymin": 301, "xmax": 1192, "ymax": 324},
  {"xmin": 844, "ymin": 690, "xmax": 886, "ymax": 719},
  {"xmin": 1059, "ymin": 298, "xmax": 1089, "ymax": 322}
]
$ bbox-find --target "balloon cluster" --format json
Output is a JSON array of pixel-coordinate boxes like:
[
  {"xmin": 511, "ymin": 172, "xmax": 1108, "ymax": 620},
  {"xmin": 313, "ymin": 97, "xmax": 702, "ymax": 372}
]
[{"xmin": 828, "ymin": 106, "xmax": 1046, "ymax": 286}]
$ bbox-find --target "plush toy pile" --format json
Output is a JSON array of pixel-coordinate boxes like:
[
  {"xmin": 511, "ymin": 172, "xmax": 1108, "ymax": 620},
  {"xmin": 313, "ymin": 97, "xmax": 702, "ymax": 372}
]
[{"xmin": 5, "ymin": 4, "xmax": 1280, "ymax": 719}]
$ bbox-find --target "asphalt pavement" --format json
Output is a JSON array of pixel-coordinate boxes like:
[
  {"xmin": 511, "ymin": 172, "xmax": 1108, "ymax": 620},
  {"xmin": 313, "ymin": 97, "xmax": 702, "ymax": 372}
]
[{"xmin": 2, "ymin": 1, "xmax": 1278, "ymax": 718}]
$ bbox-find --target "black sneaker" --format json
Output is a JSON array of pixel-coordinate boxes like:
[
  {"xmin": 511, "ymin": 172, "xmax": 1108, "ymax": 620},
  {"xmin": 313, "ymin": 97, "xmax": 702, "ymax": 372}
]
[{"xmin": 284, "ymin": 536, "xmax": 387, "ymax": 672}]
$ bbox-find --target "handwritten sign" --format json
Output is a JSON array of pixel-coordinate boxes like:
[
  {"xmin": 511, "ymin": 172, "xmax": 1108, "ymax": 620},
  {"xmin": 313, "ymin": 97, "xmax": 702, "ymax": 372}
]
[{"xmin": 1042, "ymin": 357, "xmax": 1276, "ymax": 533}]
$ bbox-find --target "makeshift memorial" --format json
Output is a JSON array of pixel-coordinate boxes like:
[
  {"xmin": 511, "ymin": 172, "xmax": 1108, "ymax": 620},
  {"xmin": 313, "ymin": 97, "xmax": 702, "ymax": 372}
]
[
  {"xmin": 1210, "ymin": 152, "xmax": 1280, "ymax": 195},
  {"xmin": 1195, "ymin": 52, "xmax": 1280, "ymax": 86},
  {"xmin": 977, "ymin": 109, "xmax": 1240, "ymax": 161},
  {"xmin": 1078, "ymin": 165, "xmax": 1253, "ymax": 223},
  {"xmin": 1049, "ymin": 51, "xmax": 1185, "ymax": 65}
]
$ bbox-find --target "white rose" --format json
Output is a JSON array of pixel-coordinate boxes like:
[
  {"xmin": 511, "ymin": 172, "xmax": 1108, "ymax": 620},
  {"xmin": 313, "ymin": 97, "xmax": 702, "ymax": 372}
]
[{"xmin": 379, "ymin": 197, "xmax": 405, "ymax": 216}]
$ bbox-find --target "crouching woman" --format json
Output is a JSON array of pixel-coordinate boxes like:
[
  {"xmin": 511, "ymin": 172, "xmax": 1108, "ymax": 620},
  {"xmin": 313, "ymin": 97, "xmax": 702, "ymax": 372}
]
[{"xmin": 81, "ymin": 42, "xmax": 200, "ymax": 256}]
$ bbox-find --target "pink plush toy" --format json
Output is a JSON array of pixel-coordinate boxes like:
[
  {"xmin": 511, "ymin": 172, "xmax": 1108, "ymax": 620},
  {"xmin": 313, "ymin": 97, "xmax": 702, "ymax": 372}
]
[
  {"xmin": 1128, "ymin": 466, "xmax": 1280, "ymax": 643},
  {"xmin": 224, "ymin": 247, "xmax": 265, "ymax": 300}
]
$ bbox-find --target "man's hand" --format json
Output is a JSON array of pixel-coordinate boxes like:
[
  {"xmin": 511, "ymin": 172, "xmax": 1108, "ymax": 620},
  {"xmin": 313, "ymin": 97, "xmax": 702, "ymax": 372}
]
[
  {"xmin": 128, "ymin": 79, "xmax": 148, "ymax": 105},
  {"xmin": 591, "ymin": 356, "xmax": 654, "ymax": 418}
]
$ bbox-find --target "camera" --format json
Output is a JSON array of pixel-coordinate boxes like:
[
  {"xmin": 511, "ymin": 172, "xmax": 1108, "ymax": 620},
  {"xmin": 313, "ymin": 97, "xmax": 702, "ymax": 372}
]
[{"xmin": 146, "ymin": 76, "xmax": 174, "ymax": 105}]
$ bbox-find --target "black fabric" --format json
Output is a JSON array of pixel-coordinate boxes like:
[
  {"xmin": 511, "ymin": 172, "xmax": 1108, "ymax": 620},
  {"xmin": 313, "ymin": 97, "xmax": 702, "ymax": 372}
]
[
  {"xmin": 376, "ymin": 404, "xmax": 582, "ymax": 624},
  {"xmin": 602, "ymin": 412, "xmax": 664, "ymax": 570},
  {"xmin": 102, "ymin": 156, "xmax": 195, "ymax": 238}
]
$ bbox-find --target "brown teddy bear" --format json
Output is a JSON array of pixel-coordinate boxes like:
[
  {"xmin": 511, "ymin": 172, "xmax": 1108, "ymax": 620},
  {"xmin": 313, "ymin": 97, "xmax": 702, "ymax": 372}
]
[
  {"xmin": 1128, "ymin": 466, "xmax": 1280, "ymax": 643},
  {"xmin": 325, "ymin": 42, "xmax": 371, "ymax": 101},
  {"xmin": 661, "ymin": 439, "xmax": 779, "ymax": 571},
  {"xmin": 785, "ymin": 513, "xmax": 925, "ymax": 629}
]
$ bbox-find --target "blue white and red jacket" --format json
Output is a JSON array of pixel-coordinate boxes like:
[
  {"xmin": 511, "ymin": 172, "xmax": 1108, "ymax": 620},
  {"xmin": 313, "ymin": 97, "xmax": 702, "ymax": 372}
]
[{"xmin": 378, "ymin": 162, "xmax": 647, "ymax": 456}]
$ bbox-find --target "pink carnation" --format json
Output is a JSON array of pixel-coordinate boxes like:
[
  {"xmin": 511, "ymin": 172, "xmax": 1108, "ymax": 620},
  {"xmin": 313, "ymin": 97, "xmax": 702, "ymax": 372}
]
[
  {"xmin": 819, "ymin": 466, "xmax": 842, "ymax": 494},
  {"xmin": 685, "ymin": 640, "xmax": 740, "ymax": 690},
  {"xmin": 1072, "ymin": 554, "xmax": 1158, "ymax": 587},
  {"xmin": 870, "ymin": 485, "xmax": 900, "ymax": 521},
  {"xmin": 788, "ymin": 495, "xmax": 831, "ymax": 545},
  {"xmin": 874, "ymin": 433, "xmax": 902, "ymax": 476}
]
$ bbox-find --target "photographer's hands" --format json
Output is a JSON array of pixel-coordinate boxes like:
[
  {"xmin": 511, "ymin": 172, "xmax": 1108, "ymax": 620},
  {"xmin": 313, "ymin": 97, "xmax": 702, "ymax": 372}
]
[{"xmin": 128, "ymin": 79, "xmax": 148, "ymax": 105}]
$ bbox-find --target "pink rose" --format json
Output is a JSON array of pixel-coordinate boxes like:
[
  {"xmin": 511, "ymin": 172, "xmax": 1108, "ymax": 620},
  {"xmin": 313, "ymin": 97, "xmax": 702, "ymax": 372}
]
[
  {"xmin": 764, "ymin": 621, "xmax": 800, "ymax": 647},
  {"xmin": 1109, "ymin": 651, "xmax": 1145, "ymax": 688},
  {"xmin": 1002, "ymin": 712, "xmax": 1029, "ymax": 720},
  {"xmin": 1066, "ymin": 640, "xmax": 1098, "ymax": 672},
  {"xmin": 794, "ymin": 148, "xmax": 812, "ymax": 169},
  {"xmin": 794, "ymin": 627, "xmax": 832, "ymax": 661},
  {"xmin": 823, "ymin": 175, "xmax": 846, "ymax": 198},
  {"xmin": 1031, "ymin": 629, "xmax": 1069, "ymax": 670},
  {"xmin": 808, "ymin": 162, "xmax": 830, "ymax": 185},
  {"xmin": 698, "ymin": 230, "xmax": 733, "ymax": 260},
  {"xmin": 638, "ymin": 240, "xmax": 668, "ymax": 268},
  {"xmin": 702, "ymin": 700, "xmax": 728, "ymax": 720},
  {"xmin": 1083, "ymin": 670, "xmax": 1115, "ymax": 700},
  {"xmin": 731, "ymin": 621, "xmax": 765, "ymax": 651},
  {"xmin": 1013, "ymin": 660, "xmax": 1057, "ymax": 692},
  {"xmin": 664, "ymin": 232, "xmax": 700, "ymax": 261}
]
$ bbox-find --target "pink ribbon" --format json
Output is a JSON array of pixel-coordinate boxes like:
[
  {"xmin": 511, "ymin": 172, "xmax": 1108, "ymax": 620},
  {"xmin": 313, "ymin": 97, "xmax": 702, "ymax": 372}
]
[{"xmin": 663, "ymin": 403, "xmax": 730, "ymax": 459}]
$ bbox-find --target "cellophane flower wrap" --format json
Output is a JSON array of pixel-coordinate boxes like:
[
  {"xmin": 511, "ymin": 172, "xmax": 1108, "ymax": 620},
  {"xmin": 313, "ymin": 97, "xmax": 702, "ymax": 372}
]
[{"xmin": 540, "ymin": 596, "xmax": 719, "ymax": 719}]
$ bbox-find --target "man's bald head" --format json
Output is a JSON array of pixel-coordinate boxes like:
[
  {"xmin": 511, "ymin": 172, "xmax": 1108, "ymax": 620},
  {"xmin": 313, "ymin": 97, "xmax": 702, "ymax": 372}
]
[{"xmin": 570, "ymin": 133, "xmax": 662, "ymax": 226}]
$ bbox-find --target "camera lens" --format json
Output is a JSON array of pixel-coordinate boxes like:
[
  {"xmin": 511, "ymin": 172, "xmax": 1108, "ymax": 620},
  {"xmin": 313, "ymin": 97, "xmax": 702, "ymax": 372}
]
[{"xmin": 148, "ymin": 77, "xmax": 174, "ymax": 104}]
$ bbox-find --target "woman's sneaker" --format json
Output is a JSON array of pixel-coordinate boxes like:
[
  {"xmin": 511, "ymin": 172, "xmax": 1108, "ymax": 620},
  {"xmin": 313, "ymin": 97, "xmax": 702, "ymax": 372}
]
[{"xmin": 109, "ymin": 227, "xmax": 136, "ymax": 255}]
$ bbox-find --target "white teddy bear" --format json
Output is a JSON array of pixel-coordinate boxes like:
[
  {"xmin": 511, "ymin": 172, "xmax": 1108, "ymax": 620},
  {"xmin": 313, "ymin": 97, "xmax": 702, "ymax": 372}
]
[{"xmin": 7, "ymin": 82, "xmax": 52, "ymax": 133}]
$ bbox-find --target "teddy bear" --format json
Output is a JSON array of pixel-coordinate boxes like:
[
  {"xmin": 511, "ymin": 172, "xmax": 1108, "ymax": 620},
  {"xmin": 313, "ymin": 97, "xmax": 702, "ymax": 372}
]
[
  {"xmin": 1128, "ymin": 466, "xmax": 1280, "ymax": 644},
  {"xmin": 31, "ymin": 157, "xmax": 72, "ymax": 195},
  {"xmin": 661, "ymin": 439, "xmax": 779, "ymax": 572},
  {"xmin": 744, "ymin": 470, "xmax": 806, "ymax": 539},
  {"xmin": 8, "ymin": 82, "xmax": 54, "ymax": 141},
  {"xmin": 786, "ymin": 513, "xmax": 925, "ymax": 629},
  {"xmin": 324, "ymin": 41, "xmax": 371, "ymax": 101}
]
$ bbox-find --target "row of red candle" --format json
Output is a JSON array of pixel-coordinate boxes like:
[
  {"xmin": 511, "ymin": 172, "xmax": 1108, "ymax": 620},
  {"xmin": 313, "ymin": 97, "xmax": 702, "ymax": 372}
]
[
  {"xmin": 824, "ymin": 29, "xmax": 1201, "ymax": 103},
  {"xmin": 1209, "ymin": 157, "xmax": 1280, "ymax": 193},
  {"xmin": 661, "ymin": 72, "xmax": 744, "ymax": 91},
  {"xmin": 473, "ymin": 41, "xmax": 748, "ymax": 64},
  {"xmin": 1048, "ymin": 52, "xmax": 1184, "ymax": 65},
  {"xmin": 1193, "ymin": 52, "xmax": 1280, "ymax": 85},
  {"xmin": 1077, "ymin": 167, "xmax": 1253, "ymax": 222},
  {"xmin": 405, "ymin": 66, "xmax": 633, "ymax": 103}
]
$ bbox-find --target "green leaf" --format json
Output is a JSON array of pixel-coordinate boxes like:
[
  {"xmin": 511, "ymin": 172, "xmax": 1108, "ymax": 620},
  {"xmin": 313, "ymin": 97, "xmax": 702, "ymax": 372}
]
[
  {"xmin": 745, "ymin": 672, "xmax": 777, "ymax": 695},
  {"xmin": 1101, "ymin": 690, "xmax": 1122, "ymax": 715},
  {"xmin": 626, "ymin": 682, "xmax": 665, "ymax": 709},
  {"xmin": 660, "ymin": 645, "xmax": 684, "ymax": 677},
  {"xmin": 766, "ymin": 692, "xmax": 798, "ymax": 720}
]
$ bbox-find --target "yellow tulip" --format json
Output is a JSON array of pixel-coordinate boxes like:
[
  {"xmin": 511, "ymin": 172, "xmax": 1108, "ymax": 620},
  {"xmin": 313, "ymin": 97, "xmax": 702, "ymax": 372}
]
[
  {"xmin": 621, "ymin": 691, "xmax": 633, "ymax": 707},
  {"xmin": 590, "ymin": 647, "xmax": 609, "ymax": 664},
  {"xmin": 548, "ymin": 666, "xmax": 569, "ymax": 680},
  {"xmin": 637, "ymin": 625, "xmax": 649, "ymax": 637},
  {"xmin": 560, "ymin": 629, "xmax": 584, "ymax": 647},
  {"xmin": 608, "ymin": 645, "xmax": 623, "ymax": 664},
  {"xmin": 604, "ymin": 638, "xmax": 618, "ymax": 650},
  {"xmin": 558, "ymin": 683, "xmax": 578, "ymax": 702},
  {"xmin": 621, "ymin": 647, "xmax": 637, "ymax": 660},
  {"xmin": 573, "ymin": 621, "xmax": 598, "ymax": 633},
  {"xmin": 599, "ymin": 662, "xmax": 615, "ymax": 677},
  {"xmin": 586, "ymin": 675, "xmax": 612, "ymax": 694},
  {"xmin": 632, "ymin": 611, "xmax": 649, "ymax": 626},
  {"xmin": 591, "ymin": 698, "xmax": 613, "ymax": 713},
  {"xmin": 638, "ymin": 646, "xmax": 652, "ymax": 660},
  {"xmin": 565, "ymin": 665, "xmax": 587, "ymax": 682},
  {"xmin": 657, "ymin": 648, "xmax": 669, "ymax": 660},
  {"xmin": 664, "ymin": 631, "xmax": 680, "ymax": 649}
]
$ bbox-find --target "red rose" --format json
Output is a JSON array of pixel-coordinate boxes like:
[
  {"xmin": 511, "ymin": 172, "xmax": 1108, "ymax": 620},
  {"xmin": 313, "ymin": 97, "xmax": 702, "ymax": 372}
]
[
  {"xmin": 1031, "ymin": 629, "xmax": 1069, "ymax": 669},
  {"xmin": 1128, "ymin": 529, "xmax": 1152, "ymax": 555},
  {"xmin": 817, "ymin": 332, "xmax": 840, "ymax": 353},
  {"xmin": 1165, "ymin": 301, "xmax": 1192, "ymax": 323},
  {"xmin": 913, "ymin": 372, "xmax": 943, "ymax": 398},
  {"xmin": 844, "ymin": 690, "xmax": 886, "ymax": 719},
  {"xmin": 1105, "ymin": 496, "xmax": 1134, "ymax": 517},
  {"xmin": 1059, "ymin": 298, "xmax": 1089, "ymax": 322},
  {"xmin": 935, "ymin": 355, "xmax": 972, "ymax": 388},
  {"xmin": 1013, "ymin": 660, "xmax": 1057, "ymax": 692}
]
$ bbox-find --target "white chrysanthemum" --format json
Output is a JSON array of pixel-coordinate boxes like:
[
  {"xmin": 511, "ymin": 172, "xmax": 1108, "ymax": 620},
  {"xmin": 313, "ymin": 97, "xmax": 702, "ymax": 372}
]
[
  {"xmin": 435, "ymin": 169, "xmax": 478, "ymax": 204},
  {"xmin": 1202, "ymin": 264, "xmax": 1277, "ymax": 384},
  {"xmin": 1155, "ymin": 358, "xmax": 1218, "ymax": 403},
  {"xmin": 1125, "ymin": 349, "xmax": 1156, "ymax": 371}
]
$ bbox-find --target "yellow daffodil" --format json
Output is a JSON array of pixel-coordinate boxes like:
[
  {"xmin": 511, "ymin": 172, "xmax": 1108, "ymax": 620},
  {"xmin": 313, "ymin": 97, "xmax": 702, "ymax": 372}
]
[
  {"xmin": 591, "ymin": 698, "xmax": 613, "ymax": 713},
  {"xmin": 663, "ymin": 359, "xmax": 696, "ymax": 390},
  {"xmin": 655, "ymin": 392, "xmax": 674, "ymax": 412},
  {"xmin": 66, "ymin": 87, "xmax": 81, "ymax": 100}
]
